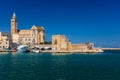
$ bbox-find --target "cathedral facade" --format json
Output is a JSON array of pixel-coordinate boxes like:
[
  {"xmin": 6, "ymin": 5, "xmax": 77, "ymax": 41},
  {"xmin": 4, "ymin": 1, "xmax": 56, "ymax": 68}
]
[{"xmin": 11, "ymin": 13, "xmax": 45, "ymax": 46}]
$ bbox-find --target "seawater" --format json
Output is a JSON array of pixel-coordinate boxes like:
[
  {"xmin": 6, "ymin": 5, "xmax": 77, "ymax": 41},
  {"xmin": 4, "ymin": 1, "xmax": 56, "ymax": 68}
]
[{"xmin": 0, "ymin": 51, "xmax": 120, "ymax": 80}]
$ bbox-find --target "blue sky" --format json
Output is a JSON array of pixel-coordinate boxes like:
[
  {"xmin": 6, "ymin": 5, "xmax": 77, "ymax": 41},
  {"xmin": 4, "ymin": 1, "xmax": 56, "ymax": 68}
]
[{"xmin": 0, "ymin": 0, "xmax": 120, "ymax": 47}]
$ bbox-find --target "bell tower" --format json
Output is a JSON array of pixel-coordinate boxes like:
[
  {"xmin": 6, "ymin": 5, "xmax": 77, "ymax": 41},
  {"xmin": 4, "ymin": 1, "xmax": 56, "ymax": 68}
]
[{"xmin": 11, "ymin": 13, "xmax": 18, "ymax": 34}]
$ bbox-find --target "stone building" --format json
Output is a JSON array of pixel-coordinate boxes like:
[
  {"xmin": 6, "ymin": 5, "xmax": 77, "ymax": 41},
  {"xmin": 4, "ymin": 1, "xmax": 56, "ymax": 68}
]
[
  {"xmin": 52, "ymin": 35, "xmax": 103, "ymax": 52},
  {"xmin": 11, "ymin": 13, "xmax": 45, "ymax": 47},
  {"xmin": 52, "ymin": 35, "xmax": 72, "ymax": 51},
  {"xmin": 0, "ymin": 32, "xmax": 12, "ymax": 49}
]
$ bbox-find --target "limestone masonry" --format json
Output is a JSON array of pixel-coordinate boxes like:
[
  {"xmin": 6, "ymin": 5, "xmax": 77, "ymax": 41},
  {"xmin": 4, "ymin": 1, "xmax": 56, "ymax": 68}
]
[
  {"xmin": 11, "ymin": 13, "xmax": 45, "ymax": 47},
  {"xmin": 52, "ymin": 35, "xmax": 103, "ymax": 53},
  {"xmin": 0, "ymin": 13, "xmax": 103, "ymax": 53}
]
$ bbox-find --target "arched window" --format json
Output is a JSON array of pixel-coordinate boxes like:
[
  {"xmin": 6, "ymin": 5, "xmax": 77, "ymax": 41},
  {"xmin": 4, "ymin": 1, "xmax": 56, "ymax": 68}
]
[
  {"xmin": 25, "ymin": 39, "xmax": 27, "ymax": 41},
  {"xmin": 54, "ymin": 39, "xmax": 57, "ymax": 45}
]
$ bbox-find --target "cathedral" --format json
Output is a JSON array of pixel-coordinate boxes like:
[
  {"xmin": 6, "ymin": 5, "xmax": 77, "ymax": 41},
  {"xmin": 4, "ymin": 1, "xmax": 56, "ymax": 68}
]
[{"xmin": 11, "ymin": 13, "xmax": 45, "ymax": 46}]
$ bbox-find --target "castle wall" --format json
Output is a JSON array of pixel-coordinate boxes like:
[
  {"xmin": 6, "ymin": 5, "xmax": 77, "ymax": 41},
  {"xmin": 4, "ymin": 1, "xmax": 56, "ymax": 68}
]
[
  {"xmin": 52, "ymin": 35, "xmax": 99, "ymax": 52},
  {"xmin": 52, "ymin": 35, "xmax": 72, "ymax": 51},
  {"xmin": 72, "ymin": 44, "xmax": 88, "ymax": 51}
]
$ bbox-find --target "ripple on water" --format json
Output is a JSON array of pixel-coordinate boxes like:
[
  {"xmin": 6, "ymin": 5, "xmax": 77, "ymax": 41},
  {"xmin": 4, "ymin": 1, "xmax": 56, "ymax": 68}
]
[{"xmin": 0, "ymin": 52, "xmax": 120, "ymax": 80}]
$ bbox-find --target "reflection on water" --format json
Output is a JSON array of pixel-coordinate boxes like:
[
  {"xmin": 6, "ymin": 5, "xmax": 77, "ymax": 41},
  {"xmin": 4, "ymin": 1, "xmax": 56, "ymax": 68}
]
[
  {"xmin": 0, "ymin": 51, "xmax": 120, "ymax": 80},
  {"xmin": 51, "ymin": 53, "xmax": 72, "ymax": 56},
  {"xmin": 51, "ymin": 52, "xmax": 103, "ymax": 56}
]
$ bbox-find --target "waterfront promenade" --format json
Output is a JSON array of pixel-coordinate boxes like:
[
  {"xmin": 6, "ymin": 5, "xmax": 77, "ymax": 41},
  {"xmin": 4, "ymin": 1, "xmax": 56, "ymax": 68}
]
[{"xmin": 0, "ymin": 48, "xmax": 120, "ymax": 53}]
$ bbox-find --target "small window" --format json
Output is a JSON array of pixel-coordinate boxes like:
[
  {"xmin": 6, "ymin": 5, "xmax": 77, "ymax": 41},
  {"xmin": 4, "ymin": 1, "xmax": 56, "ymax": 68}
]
[
  {"xmin": 25, "ymin": 39, "xmax": 27, "ymax": 41},
  {"xmin": 32, "ymin": 39, "xmax": 35, "ymax": 42},
  {"xmin": 54, "ymin": 40, "xmax": 57, "ymax": 44}
]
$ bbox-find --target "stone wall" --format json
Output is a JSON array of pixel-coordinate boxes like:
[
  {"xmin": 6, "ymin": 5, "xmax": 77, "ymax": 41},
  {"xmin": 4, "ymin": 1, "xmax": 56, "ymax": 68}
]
[
  {"xmin": 52, "ymin": 35, "xmax": 68, "ymax": 51},
  {"xmin": 72, "ymin": 44, "xmax": 88, "ymax": 51},
  {"xmin": 52, "ymin": 35, "xmax": 96, "ymax": 52},
  {"xmin": 0, "ymin": 32, "xmax": 12, "ymax": 49}
]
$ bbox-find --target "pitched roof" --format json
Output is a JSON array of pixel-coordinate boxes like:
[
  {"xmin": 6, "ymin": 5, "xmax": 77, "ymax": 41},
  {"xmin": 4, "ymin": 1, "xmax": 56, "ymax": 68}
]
[
  {"xmin": 31, "ymin": 25, "xmax": 45, "ymax": 31},
  {"xmin": 19, "ymin": 30, "xmax": 32, "ymax": 33}
]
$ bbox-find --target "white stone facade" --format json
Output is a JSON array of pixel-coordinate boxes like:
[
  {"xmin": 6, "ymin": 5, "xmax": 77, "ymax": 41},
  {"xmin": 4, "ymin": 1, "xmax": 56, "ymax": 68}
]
[
  {"xmin": 11, "ymin": 13, "xmax": 45, "ymax": 46},
  {"xmin": 0, "ymin": 32, "xmax": 12, "ymax": 49}
]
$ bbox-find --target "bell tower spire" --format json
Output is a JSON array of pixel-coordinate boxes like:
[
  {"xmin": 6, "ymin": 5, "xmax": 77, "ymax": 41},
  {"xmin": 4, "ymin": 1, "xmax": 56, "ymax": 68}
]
[
  {"xmin": 11, "ymin": 12, "xmax": 18, "ymax": 34},
  {"xmin": 12, "ymin": 13, "xmax": 16, "ymax": 19}
]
